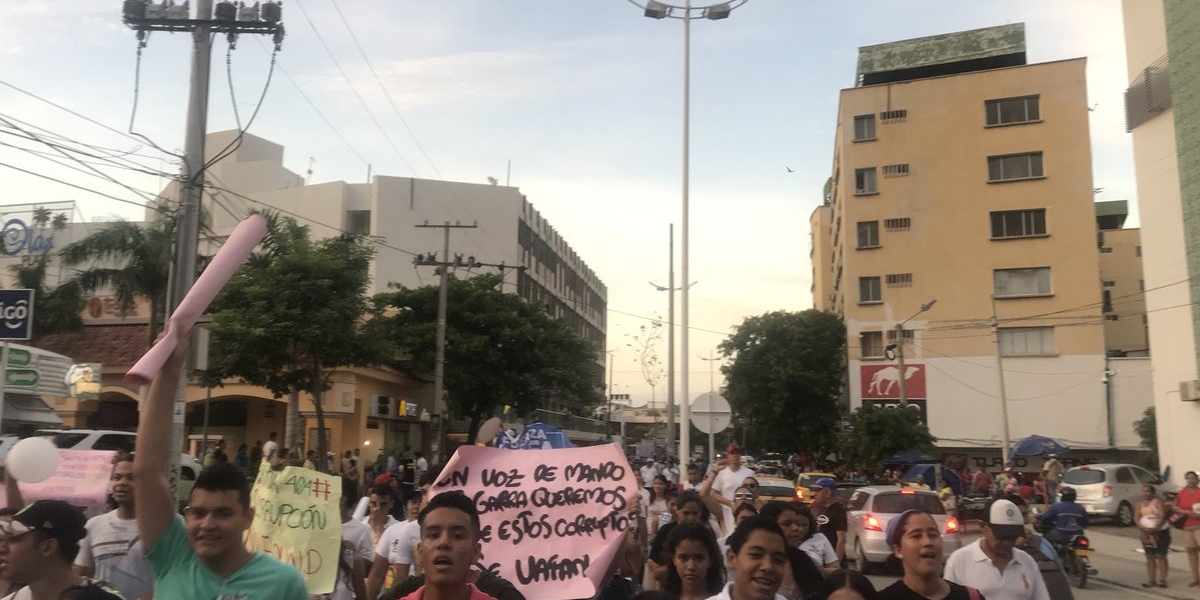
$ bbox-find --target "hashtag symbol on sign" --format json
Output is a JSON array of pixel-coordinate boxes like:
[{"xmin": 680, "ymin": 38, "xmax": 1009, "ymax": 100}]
[{"xmin": 312, "ymin": 477, "xmax": 330, "ymax": 500}]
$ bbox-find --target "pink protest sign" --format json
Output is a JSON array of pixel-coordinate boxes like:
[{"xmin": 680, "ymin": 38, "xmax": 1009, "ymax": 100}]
[
  {"xmin": 432, "ymin": 444, "xmax": 637, "ymax": 600},
  {"xmin": 125, "ymin": 214, "xmax": 268, "ymax": 384},
  {"xmin": 12, "ymin": 450, "xmax": 116, "ymax": 507}
]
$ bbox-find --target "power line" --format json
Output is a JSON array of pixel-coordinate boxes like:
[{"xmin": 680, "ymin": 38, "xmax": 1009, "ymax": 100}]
[{"xmin": 0, "ymin": 160, "xmax": 167, "ymax": 213}]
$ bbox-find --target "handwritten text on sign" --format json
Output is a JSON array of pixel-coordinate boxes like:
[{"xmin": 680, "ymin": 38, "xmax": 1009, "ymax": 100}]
[
  {"xmin": 433, "ymin": 444, "xmax": 637, "ymax": 600},
  {"xmin": 14, "ymin": 450, "xmax": 117, "ymax": 507},
  {"xmin": 247, "ymin": 464, "xmax": 341, "ymax": 594}
]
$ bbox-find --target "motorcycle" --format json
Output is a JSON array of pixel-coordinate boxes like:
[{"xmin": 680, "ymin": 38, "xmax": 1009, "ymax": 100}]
[{"xmin": 1034, "ymin": 520, "xmax": 1094, "ymax": 589}]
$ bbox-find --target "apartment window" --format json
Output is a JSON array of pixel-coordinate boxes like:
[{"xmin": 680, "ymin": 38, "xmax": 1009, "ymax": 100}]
[
  {"xmin": 884, "ymin": 218, "xmax": 911, "ymax": 231},
  {"xmin": 1102, "ymin": 280, "xmax": 1116, "ymax": 287},
  {"xmin": 886, "ymin": 329, "xmax": 915, "ymax": 343},
  {"xmin": 999, "ymin": 327, "xmax": 1055, "ymax": 356},
  {"xmin": 988, "ymin": 152, "xmax": 1044, "ymax": 182},
  {"xmin": 856, "ymin": 221, "xmax": 880, "ymax": 249},
  {"xmin": 1136, "ymin": 245, "xmax": 1142, "ymax": 257},
  {"xmin": 990, "ymin": 209, "xmax": 1046, "ymax": 239},
  {"xmin": 883, "ymin": 163, "xmax": 910, "ymax": 178},
  {"xmin": 345, "ymin": 210, "xmax": 371, "ymax": 236},
  {"xmin": 880, "ymin": 109, "xmax": 907, "ymax": 122},
  {"xmin": 985, "ymin": 96, "xmax": 1040, "ymax": 126},
  {"xmin": 1139, "ymin": 279, "xmax": 1145, "ymax": 291},
  {"xmin": 854, "ymin": 115, "xmax": 876, "ymax": 141},
  {"xmin": 1103, "ymin": 290, "xmax": 1113, "ymax": 313},
  {"xmin": 859, "ymin": 276, "xmax": 882, "ymax": 303},
  {"xmin": 1100, "ymin": 247, "xmax": 1113, "ymax": 254},
  {"xmin": 855, "ymin": 168, "xmax": 878, "ymax": 195},
  {"xmin": 885, "ymin": 273, "xmax": 912, "ymax": 287},
  {"xmin": 994, "ymin": 267, "xmax": 1052, "ymax": 298},
  {"xmin": 860, "ymin": 331, "xmax": 884, "ymax": 358}
]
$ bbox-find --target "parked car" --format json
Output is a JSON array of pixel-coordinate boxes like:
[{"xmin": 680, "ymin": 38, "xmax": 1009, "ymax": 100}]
[
  {"xmin": 794, "ymin": 471, "xmax": 837, "ymax": 503},
  {"xmin": 846, "ymin": 486, "xmax": 962, "ymax": 573},
  {"xmin": 834, "ymin": 482, "xmax": 867, "ymax": 507},
  {"xmin": 1060, "ymin": 463, "xmax": 1176, "ymax": 526},
  {"xmin": 756, "ymin": 476, "xmax": 797, "ymax": 503}
]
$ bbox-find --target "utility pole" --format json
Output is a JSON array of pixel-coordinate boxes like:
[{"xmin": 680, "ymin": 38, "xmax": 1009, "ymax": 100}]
[
  {"xmin": 991, "ymin": 296, "xmax": 1012, "ymax": 467},
  {"xmin": 649, "ymin": 225, "xmax": 696, "ymax": 463},
  {"xmin": 122, "ymin": 0, "xmax": 284, "ymax": 504},
  {"xmin": 895, "ymin": 322, "xmax": 908, "ymax": 406},
  {"xmin": 414, "ymin": 221, "xmax": 477, "ymax": 464}
]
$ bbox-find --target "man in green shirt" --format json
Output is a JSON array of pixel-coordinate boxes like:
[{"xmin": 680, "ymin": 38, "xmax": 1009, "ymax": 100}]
[{"xmin": 134, "ymin": 325, "xmax": 308, "ymax": 600}]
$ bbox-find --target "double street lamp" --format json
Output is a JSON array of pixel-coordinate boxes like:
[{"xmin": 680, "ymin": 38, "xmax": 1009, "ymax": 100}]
[
  {"xmin": 886, "ymin": 299, "xmax": 936, "ymax": 406},
  {"xmin": 628, "ymin": 0, "xmax": 748, "ymax": 465}
]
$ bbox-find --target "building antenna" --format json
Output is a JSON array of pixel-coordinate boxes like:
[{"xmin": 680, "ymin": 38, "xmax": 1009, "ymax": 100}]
[
  {"xmin": 506, "ymin": 159, "xmax": 512, "ymax": 186},
  {"xmin": 306, "ymin": 156, "xmax": 316, "ymax": 184}
]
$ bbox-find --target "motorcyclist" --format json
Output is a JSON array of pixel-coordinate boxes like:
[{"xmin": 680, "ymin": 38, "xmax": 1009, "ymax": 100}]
[{"xmin": 1037, "ymin": 487, "xmax": 1089, "ymax": 548}]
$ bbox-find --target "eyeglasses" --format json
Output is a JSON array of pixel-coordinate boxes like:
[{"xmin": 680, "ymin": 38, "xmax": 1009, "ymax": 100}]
[{"xmin": 733, "ymin": 493, "xmax": 755, "ymax": 500}]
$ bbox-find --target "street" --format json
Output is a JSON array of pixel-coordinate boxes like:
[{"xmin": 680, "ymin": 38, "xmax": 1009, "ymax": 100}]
[{"xmin": 865, "ymin": 524, "xmax": 1198, "ymax": 600}]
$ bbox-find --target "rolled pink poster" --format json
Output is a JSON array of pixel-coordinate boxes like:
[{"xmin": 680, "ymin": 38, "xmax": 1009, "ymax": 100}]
[{"xmin": 124, "ymin": 213, "xmax": 269, "ymax": 384}]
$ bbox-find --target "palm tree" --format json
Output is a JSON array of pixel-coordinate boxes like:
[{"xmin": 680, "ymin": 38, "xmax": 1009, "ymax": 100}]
[
  {"xmin": 51, "ymin": 213, "xmax": 69, "ymax": 233},
  {"xmin": 32, "ymin": 207, "xmax": 51, "ymax": 229},
  {"xmin": 8, "ymin": 256, "xmax": 86, "ymax": 342},
  {"xmin": 59, "ymin": 211, "xmax": 177, "ymax": 347}
]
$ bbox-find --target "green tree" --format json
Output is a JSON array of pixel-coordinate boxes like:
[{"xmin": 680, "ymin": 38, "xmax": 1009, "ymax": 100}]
[
  {"xmin": 8, "ymin": 256, "xmax": 86, "ymax": 341},
  {"xmin": 204, "ymin": 217, "xmax": 390, "ymax": 470},
  {"xmin": 719, "ymin": 309, "xmax": 846, "ymax": 454},
  {"xmin": 838, "ymin": 404, "xmax": 936, "ymax": 471},
  {"xmin": 59, "ymin": 209, "xmax": 177, "ymax": 347},
  {"xmin": 1134, "ymin": 406, "xmax": 1157, "ymax": 471},
  {"xmin": 368, "ymin": 273, "xmax": 602, "ymax": 443}
]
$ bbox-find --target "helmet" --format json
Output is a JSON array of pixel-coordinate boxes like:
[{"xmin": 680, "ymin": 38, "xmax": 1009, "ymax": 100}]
[{"xmin": 1060, "ymin": 487, "xmax": 1076, "ymax": 502}]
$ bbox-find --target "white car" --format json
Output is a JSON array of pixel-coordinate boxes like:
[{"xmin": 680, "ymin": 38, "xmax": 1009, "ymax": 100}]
[
  {"xmin": 1060, "ymin": 463, "xmax": 1176, "ymax": 526},
  {"xmin": 847, "ymin": 486, "xmax": 963, "ymax": 573}
]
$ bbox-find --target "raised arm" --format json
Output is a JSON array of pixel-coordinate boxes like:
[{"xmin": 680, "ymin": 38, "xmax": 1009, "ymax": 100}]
[{"xmin": 133, "ymin": 325, "xmax": 191, "ymax": 551}]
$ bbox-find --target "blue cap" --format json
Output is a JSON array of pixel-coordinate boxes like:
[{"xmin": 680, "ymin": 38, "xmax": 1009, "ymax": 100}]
[{"xmin": 810, "ymin": 477, "xmax": 837, "ymax": 491}]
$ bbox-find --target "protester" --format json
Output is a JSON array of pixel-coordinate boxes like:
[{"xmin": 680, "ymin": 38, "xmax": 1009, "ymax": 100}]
[
  {"xmin": 262, "ymin": 432, "xmax": 279, "ymax": 463},
  {"xmin": 367, "ymin": 472, "xmax": 434, "ymax": 599},
  {"xmin": 710, "ymin": 446, "xmax": 757, "ymax": 511},
  {"xmin": 661, "ymin": 523, "xmax": 724, "ymax": 600},
  {"xmin": 342, "ymin": 450, "xmax": 361, "ymax": 500},
  {"xmin": 134, "ymin": 326, "xmax": 308, "ymax": 600},
  {"xmin": 944, "ymin": 499, "xmax": 1049, "ymax": 600},
  {"xmin": 648, "ymin": 491, "xmax": 711, "ymax": 590},
  {"xmin": 812, "ymin": 570, "xmax": 877, "ymax": 600},
  {"xmin": 304, "ymin": 450, "xmax": 319, "ymax": 471},
  {"xmin": 1039, "ymin": 455, "xmax": 1063, "ymax": 505},
  {"xmin": 718, "ymin": 503, "xmax": 760, "ymax": 584},
  {"xmin": 364, "ymin": 483, "xmax": 402, "ymax": 552},
  {"xmin": 879, "ymin": 510, "xmax": 978, "ymax": 600},
  {"xmin": 1176, "ymin": 470, "xmax": 1200, "ymax": 588},
  {"xmin": 323, "ymin": 493, "xmax": 373, "ymax": 600},
  {"xmin": 683, "ymin": 464, "xmax": 704, "ymax": 491},
  {"xmin": 807, "ymin": 478, "xmax": 847, "ymax": 566},
  {"xmin": 648, "ymin": 476, "xmax": 672, "ymax": 534},
  {"xmin": 75, "ymin": 456, "xmax": 153, "ymax": 600},
  {"xmin": 0, "ymin": 500, "xmax": 123, "ymax": 600},
  {"xmin": 394, "ymin": 491, "xmax": 498, "ymax": 600},
  {"xmin": 236, "ymin": 444, "xmax": 249, "ymax": 469},
  {"xmin": 756, "ymin": 502, "xmax": 825, "ymax": 600},
  {"xmin": 708, "ymin": 515, "xmax": 788, "ymax": 600},
  {"xmin": 1136, "ymin": 484, "xmax": 1170, "ymax": 588}
]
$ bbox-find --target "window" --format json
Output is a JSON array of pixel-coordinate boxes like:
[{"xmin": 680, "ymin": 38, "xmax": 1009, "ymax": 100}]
[
  {"xmin": 856, "ymin": 221, "xmax": 879, "ymax": 248},
  {"xmin": 1139, "ymin": 279, "xmax": 1145, "ymax": 291},
  {"xmin": 885, "ymin": 273, "xmax": 912, "ymax": 287},
  {"xmin": 1115, "ymin": 468, "xmax": 1136, "ymax": 484},
  {"xmin": 1102, "ymin": 280, "xmax": 1116, "ymax": 287},
  {"xmin": 994, "ymin": 267, "xmax": 1051, "ymax": 297},
  {"xmin": 854, "ymin": 115, "xmax": 876, "ymax": 141},
  {"xmin": 999, "ymin": 327, "xmax": 1055, "ymax": 356},
  {"xmin": 880, "ymin": 109, "xmax": 907, "ymax": 122},
  {"xmin": 346, "ymin": 210, "xmax": 371, "ymax": 236},
  {"xmin": 1136, "ymin": 245, "xmax": 1142, "ymax": 257},
  {"xmin": 990, "ymin": 209, "xmax": 1046, "ymax": 238},
  {"xmin": 1100, "ymin": 247, "xmax": 1113, "ymax": 253},
  {"xmin": 988, "ymin": 152, "xmax": 1044, "ymax": 182},
  {"xmin": 859, "ymin": 276, "xmax": 882, "ymax": 303},
  {"xmin": 883, "ymin": 163, "xmax": 910, "ymax": 177},
  {"xmin": 1103, "ymin": 290, "xmax": 1113, "ymax": 313},
  {"xmin": 860, "ymin": 331, "xmax": 884, "ymax": 358},
  {"xmin": 884, "ymin": 218, "xmax": 911, "ymax": 231},
  {"xmin": 886, "ymin": 329, "xmax": 914, "ymax": 342},
  {"xmin": 855, "ymin": 168, "xmax": 878, "ymax": 195},
  {"xmin": 985, "ymin": 96, "xmax": 1041, "ymax": 126}
]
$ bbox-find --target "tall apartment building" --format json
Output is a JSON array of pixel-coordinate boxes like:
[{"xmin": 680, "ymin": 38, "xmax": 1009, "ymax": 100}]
[
  {"xmin": 1122, "ymin": 0, "xmax": 1200, "ymax": 484},
  {"xmin": 811, "ymin": 24, "xmax": 1148, "ymax": 461},
  {"xmin": 1095, "ymin": 201, "xmax": 1148, "ymax": 357}
]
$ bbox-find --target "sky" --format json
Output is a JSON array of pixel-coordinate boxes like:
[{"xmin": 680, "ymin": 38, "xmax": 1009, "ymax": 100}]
[{"xmin": 0, "ymin": 0, "xmax": 1136, "ymax": 411}]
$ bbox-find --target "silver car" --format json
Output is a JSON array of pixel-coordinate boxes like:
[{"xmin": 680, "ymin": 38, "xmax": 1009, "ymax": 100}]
[
  {"xmin": 1060, "ymin": 463, "xmax": 1176, "ymax": 526},
  {"xmin": 847, "ymin": 486, "xmax": 963, "ymax": 573}
]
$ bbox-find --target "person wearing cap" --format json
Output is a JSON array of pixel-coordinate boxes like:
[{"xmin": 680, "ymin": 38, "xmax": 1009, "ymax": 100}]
[
  {"xmin": 807, "ymin": 477, "xmax": 848, "ymax": 566},
  {"xmin": 944, "ymin": 499, "xmax": 1049, "ymax": 600},
  {"xmin": 134, "ymin": 326, "xmax": 308, "ymax": 600},
  {"xmin": 702, "ymin": 445, "xmax": 756, "ymax": 537},
  {"xmin": 879, "ymin": 509, "xmax": 980, "ymax": 600},
  {"xmin": 0, "ymin": 500, "xmax": 123, "ymax": 600}
]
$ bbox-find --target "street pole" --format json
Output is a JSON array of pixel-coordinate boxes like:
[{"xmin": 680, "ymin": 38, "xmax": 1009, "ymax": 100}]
[
  {"xmin": 414, "ymin": 222, "xmax": 477, "ymax": 464},
  {"xmin": 896, "ymin": 323, "xmax": 907, "ymax": 406},
  {"xmin": 666, "ymin": 224, "xmax": 675, "ymax": 456},
  {"xmin": 991, "ymin": 296, "xmax": 1012, "ymax": 467},
  {"xmin": 679, "ymin": 0, "xmax": 692, "ymax": 468},
  {"xmin": 607, "ymin": 351, "xmax": 615, "ymax": 429}
]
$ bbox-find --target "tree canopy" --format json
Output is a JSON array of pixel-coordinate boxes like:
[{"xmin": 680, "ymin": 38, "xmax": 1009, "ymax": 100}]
[
  {"xmin": 719, "ymin": 309, "xmax": 845, "ymax": 454},
  {"xmin": 838, "ymin": 404, "xmax": 936, "ymax": 471},
  {"xmin": 8, "ymin": 256, "xmax": 85, "ymax": 341},
  {"xmin": 205, "ymin": 216, "xmax": 390, "ymax": 468},
  {"xmin": 368, "ymin": 273, "xmax": 602, "ymax": 442}
]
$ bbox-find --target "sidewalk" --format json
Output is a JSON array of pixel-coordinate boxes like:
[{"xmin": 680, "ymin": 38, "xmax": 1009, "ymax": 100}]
[{"xmin": 1085, "ymin": 528, "xmax": 1197, "ymax": 600}]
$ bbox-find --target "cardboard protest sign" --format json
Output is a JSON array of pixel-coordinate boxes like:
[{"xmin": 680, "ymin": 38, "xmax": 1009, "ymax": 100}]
[
  {"xmin": 432, "ymin": 444, "xmax": 637, "ymax": 600},
  {"xmin": 247, "ymin": 465, "xmax": 341, "ymax": 594},
  {"xmin": 12, "ymin": 450, "xmax": 117, "ymax": 507}
]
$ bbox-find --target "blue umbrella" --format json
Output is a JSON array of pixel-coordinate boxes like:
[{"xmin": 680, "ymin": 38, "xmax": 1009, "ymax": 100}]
[
  {"xmin": 884, "ymin": 448, "xmax": 937, "ymax": 465},
  {"xmin": 1010, "ymin": 434, "xmax": 1069, "ymax": 457}
]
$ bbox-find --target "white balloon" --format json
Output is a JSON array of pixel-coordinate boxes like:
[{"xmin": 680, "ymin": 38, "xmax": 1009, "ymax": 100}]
[{"xmin": 6, "ymin": 437, "xmax": 60, "ymax": 483}]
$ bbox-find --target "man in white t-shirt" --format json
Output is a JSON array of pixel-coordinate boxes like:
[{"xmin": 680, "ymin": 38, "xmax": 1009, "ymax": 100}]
[
  {"xmin": 711, "ymin": 444, "xmax": 756, "ymax": 506},
  {"xmin": 75, "ymin": 457, "xmax": 154, "ymax": 600},
  {"xmin": 945, "ymin": 499, "xmax": 1050, "ymax": 600},
  {"xmin": 365, "ymin": 475, "xmax": 431, "ymax": 599},
  {"xmin": 262, "ymin": 432, "xmax": 279, "ymax": 463}
]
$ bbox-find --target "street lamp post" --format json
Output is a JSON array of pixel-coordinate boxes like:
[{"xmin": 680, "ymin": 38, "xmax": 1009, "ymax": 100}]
[
  {"xmin": 629, "ymin": 0, "xmax": 748, "ymax": 466},
  {"xmin": 650, "ymin": 224, "xmax": 697, "ymax": 462},
  {"xmin": 889, "ymin": 299, "xmax": 936, "ymax": 406}
]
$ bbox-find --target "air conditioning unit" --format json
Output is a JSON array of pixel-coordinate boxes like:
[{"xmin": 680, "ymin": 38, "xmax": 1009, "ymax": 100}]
[
  {"xmin": 1179, "ymin": 380, "xmax": 1200, "ymax": 402},
  {"xmin": 371, "ymin": 394, "xmax": 396, "ymax": 417}
]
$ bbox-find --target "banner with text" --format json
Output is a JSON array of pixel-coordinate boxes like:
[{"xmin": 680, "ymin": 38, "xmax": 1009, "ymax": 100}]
[
  {"xmin": 9, "ymin": 450, "xmax": 116, "ymax": 508},
  {"xmin": 247, "ymin": 464, "xmax": 341, "ymax": 594},
  {"xmin": 433, "ymin": 444, "xmax": 637, "ymax": 600}
]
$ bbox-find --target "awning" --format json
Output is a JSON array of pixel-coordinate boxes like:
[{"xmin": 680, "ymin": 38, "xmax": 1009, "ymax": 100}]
[{"xmin": 2, "ymin": 394, "xmax": 63, "ymax": 427}]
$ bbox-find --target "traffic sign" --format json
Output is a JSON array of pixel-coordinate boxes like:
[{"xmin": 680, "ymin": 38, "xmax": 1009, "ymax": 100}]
[
  {"xmin": 5, "ymin": 369, "xmax": 39, "ymax": 387},
  {"xmin": 690, "ymin": 392, "xmax": 732, "ymax": 434},
  {"xmin": 0, "ymin": 289, "xmax": 33, "ymax": 340},
  {"xmin": 5, "ymin": 348, "xmax": 30, "ymax": 367}
]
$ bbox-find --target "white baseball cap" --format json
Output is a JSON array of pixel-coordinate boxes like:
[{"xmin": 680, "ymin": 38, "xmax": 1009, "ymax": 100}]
[{"xmin": 984, "ymin": 499, "xmax": 1025, "ymax": 539}]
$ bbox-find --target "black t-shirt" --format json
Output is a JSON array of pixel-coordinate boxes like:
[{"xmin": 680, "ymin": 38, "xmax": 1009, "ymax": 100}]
[
  {"xmin": 879, "ymin": 580, "xmax": 984, "ymax": 600},
  {"xmin": 812, "ymin": 501, "xmax": 847, "ymax": 542},
  {"xmin": 649, "ymin": 522, "xmax": 678, "ymax": 564}
]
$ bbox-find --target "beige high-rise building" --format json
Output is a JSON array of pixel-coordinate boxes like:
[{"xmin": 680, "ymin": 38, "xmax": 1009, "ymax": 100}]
[
  {"xmin": 811, "ymin": 24, "xmax": 1151, "ymax": 463},
  {"xmin": 1095, "ymin": 201, "xmax": 1148, "ymax": 357}
]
